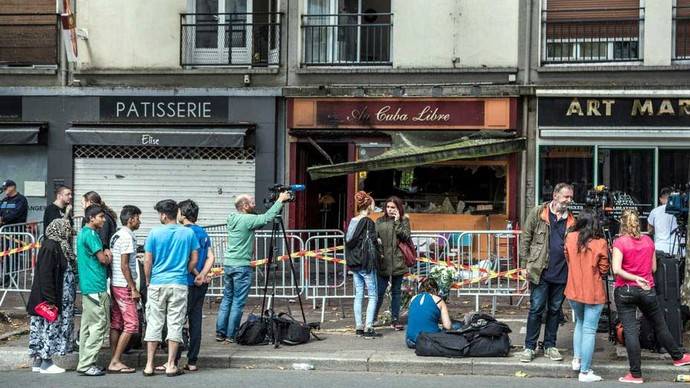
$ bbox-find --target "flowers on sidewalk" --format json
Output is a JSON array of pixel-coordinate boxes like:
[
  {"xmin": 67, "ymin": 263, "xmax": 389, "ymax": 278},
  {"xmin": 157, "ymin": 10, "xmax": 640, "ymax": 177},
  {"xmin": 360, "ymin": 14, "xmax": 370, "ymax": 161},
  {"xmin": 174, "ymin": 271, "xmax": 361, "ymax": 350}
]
[{"xmin": 429, "ymin": 263, "xmax": 459, "ymax": 298}]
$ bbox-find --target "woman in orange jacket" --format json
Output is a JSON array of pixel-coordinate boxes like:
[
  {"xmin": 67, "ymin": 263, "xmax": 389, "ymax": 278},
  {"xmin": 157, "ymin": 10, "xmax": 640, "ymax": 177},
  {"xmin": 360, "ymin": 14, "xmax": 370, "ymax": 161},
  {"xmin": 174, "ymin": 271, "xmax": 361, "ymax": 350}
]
[{"xmin": 564, "ymin": 209, "xmax": 610, "ymax": 383}]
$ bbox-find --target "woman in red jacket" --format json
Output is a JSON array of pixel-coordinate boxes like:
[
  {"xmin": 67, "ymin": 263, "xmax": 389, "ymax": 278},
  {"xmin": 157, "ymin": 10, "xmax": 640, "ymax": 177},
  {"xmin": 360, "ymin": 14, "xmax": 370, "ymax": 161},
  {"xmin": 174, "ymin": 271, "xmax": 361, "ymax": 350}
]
[{"xmin": 564, "ymin": 209, "xmax": 609, "ymax": 383}]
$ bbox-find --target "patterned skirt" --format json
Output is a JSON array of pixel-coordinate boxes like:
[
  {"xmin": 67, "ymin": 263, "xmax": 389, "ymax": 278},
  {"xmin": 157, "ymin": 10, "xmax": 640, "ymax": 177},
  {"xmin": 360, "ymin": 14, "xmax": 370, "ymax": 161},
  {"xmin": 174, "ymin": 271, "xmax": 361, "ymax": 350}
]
[{"xmin": 28, "ymin": 265, "xmax": 76, "ymax": 359}]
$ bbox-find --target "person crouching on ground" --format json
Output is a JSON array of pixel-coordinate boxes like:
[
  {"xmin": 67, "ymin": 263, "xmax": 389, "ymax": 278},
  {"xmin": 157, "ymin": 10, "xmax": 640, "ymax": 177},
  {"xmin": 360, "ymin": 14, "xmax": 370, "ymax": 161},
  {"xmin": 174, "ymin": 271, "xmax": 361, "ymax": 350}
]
[
  {"xmin": 612, "ymin": 209, "xmax": 690, "ymax": 384},
  {"xmin": 142, "ymin": 200, "xmax": 199, "ymax": 377},
  {"xmin": 215, "ymin": 192, "xmax": 289, "ymax": 343},
  {"xmin": 345, "ymin": 191, "xmax": 382, "ymax": 339},
  {"xmin": 76, "ymin": 205, "xmax": 111, "ymax": 376},
  {"xmin": 563, "ymin": 209, "xmax": 609, "ymax": 383},
  {"xmin": 374, "ymin": 195, "xmax": 411, "ymax": 331},
  {"xmin": 405, "ymin": 278, "xmax": 452, "ymax": 349},
  {"xmin": 519, "ymin": 183, "xmax": 575, "ymax": 363},
  {"xmin": 175, "ymin": 199, "xmax": 215, "ymax": 371},
  {"xmin": 107, "ymin": 205, "xmax": 142, "ymax": 374},
  {"xmin": 26, "ymin": 219, "xmax": 76, "ymax": 374}
]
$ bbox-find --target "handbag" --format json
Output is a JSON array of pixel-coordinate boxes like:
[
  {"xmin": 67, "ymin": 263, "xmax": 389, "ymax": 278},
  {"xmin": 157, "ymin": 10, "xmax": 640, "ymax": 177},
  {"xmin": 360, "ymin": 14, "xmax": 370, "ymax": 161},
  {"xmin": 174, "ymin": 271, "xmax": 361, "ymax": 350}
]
[
  {"xmin": 34, "ymin": 301, "xmax": 58, "ymax": 323},
  {"xmin": 398, "ymin": 239, "xmax": 417, "ymax": 267},
  {"xmin": 360, "ymin": 227, "xmax": 380, "ymax": 271}
]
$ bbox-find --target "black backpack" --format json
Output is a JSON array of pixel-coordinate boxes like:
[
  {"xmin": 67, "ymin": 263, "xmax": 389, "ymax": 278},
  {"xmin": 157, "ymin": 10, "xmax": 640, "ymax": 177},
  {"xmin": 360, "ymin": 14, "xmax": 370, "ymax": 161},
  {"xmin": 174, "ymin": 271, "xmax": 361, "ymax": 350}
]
[
  {"xmin": 271, "ymin": 313, "xmax": 320, "ymax": 347},
  {"xmin": 236, "ymin": 313, "xmax": 272, "ymax": 346},
  {"xmin": 415, "ymin": 313, "xmax": 512, "ymax": 358}
]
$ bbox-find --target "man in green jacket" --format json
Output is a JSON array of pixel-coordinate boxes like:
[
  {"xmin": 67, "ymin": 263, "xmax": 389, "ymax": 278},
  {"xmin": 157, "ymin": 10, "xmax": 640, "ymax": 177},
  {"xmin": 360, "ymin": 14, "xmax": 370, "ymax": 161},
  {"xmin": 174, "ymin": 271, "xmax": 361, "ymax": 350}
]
[
  {"xmin": 215, "ymin": 192, "xmax": 290, "ymax": 342},
  {"xmin": 518, "ymin": 183, "xmax": 575, "ymax": 363}
]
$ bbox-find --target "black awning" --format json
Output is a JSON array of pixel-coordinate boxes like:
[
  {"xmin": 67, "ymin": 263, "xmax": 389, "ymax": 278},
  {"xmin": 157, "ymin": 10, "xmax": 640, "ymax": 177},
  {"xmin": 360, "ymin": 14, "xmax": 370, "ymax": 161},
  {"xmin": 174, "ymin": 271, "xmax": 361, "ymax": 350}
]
[
  {"xmin": 66, "ymin": 125, "xmax": 249, "ymax": 148},
  {"xmin": 307, "ymin": 136, "xmax": 526, "ymax": 180},
  {"xmin": 0, "ymin": 123, "xmax": 45, "ymax": 145}
]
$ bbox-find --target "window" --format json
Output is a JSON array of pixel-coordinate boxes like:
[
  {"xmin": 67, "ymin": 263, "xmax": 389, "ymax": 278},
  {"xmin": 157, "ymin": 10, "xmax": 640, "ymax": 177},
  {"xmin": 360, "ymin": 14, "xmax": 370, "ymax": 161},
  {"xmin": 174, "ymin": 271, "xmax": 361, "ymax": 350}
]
[
  {"xmin": 539, "ymin": 146, "xmax": 594, "ymax": 204},
  {"xmin": 303, "ymin": 0, "xmax": 392, "ymax": 66},
  {"xmin": 542, "ymin": 0, "xmax": 643, "ymax": 64},
  {"xmin": 360, "ymin": 162, "xmax": 508, "ymax": 215},
  {"xmin": 659, "ymin": 150, "xmax": 690, "ymax": 190}
]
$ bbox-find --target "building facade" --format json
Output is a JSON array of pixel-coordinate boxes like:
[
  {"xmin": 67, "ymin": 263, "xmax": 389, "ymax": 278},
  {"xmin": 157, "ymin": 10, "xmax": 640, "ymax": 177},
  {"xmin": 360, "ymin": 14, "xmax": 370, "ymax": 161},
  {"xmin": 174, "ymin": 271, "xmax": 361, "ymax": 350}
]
[{"xmin": 4, "ymin": 0, "xmax": 685, "ymax": 231}]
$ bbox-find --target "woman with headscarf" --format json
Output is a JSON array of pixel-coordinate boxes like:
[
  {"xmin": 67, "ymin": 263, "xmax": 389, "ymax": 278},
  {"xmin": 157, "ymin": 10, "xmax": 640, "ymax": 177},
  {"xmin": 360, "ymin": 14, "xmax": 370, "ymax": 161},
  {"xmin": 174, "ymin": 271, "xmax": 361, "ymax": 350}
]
[{"xmin": 26, "ymin": 219, "xmax": 77, "ymax": 374}]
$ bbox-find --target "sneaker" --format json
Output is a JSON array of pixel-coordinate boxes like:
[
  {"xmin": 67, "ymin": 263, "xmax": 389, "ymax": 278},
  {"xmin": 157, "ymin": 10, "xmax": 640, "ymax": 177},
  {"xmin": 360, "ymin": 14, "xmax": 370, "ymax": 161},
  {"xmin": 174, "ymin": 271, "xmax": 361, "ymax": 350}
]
[
  {"xmin": 355, "ymin": 329, "xmax": 364, "ymax": 337},
  {"xmin": 363, "ymin": 329, "xmax": 382, "ymax": 339},
  {"xmin": 40, "ymin": 364, "xmax": 65, "ymax": 374},
  {"xmin": 391, "ymin": 321, "xmax": 404, "ymax": 331},
  {"xmin": 519, "ymin": 348, "xmax": 535, "ymax": 363},
  {"xmin": 578, "ymin": 370, "xmax": 602, "ymax": 383},
  {"xmin": 674, "ymin": 353, "xmax": 690, "ymax": 367},
  {"xmin": 618, "ymin": 373, "xmax": 644, "ymax": 384},
  {"xmin": 31, "ymin": 358, "xmax": 41, "ymax": 373},
  {"xmin": 215, "ymin": 334, "xmax": 226, "ymax": 342},
  {"xmin": 571, "ymin": 358, "xmax": 581, "ymax": 372},
  {"xmin": 80, "ymin": 366, "xmax": 106, "ymax": 377},
  {"xmin": 224, "ymin": 338, "xmax": 235, "ymax": 344},
  {"xmin": 545, "ymin": 347, "xmax": 563, "ymax": 361}
]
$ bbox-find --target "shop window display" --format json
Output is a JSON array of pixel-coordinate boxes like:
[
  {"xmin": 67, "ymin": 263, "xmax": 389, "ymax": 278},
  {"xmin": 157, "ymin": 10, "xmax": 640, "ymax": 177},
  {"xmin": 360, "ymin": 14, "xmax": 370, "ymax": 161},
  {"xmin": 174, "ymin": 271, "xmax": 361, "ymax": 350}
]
[
  {"xmin": 659, "ymin": 150, "xmax": 690, "ymax": 191},
  {"xmin": 539, "ymin": 146, "xmax": 594, "ymax": 204},
  {"xmin": 597, "ymin": 148, "xmax": 654, "ymax": 217},
  {"xmin": 360, "ymin": 162, "xmax": 507, "ymax": 215}
]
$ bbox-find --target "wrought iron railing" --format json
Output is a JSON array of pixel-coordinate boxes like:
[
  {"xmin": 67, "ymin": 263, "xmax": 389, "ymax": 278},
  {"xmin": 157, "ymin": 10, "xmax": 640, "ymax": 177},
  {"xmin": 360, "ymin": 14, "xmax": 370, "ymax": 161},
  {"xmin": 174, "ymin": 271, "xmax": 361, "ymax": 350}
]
[
  {"xmin": 0, "ymin": 13, "xmax": 59, "ymax": 66},
  {"xmin": 301, "ymin": 13, "xmax": 392, "ymax": 66},
  {"xmin": 674, "ymin": 6, "xmax": 690, "ymax": 60},
  {"xmin": 180, "ymin": 12, "xmax": 282, "ymax": 67},
  {"xmin": 541, "ymin": 8, "xmax": 643, "ymax": 64}
]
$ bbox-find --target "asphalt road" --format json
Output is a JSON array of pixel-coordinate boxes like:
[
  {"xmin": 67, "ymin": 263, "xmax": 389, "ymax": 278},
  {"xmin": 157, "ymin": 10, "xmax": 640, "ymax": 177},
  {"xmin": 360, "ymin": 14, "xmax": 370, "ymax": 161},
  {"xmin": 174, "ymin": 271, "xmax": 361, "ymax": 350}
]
[{"xmin": 0, "ymin": 368, "xmax": 682, "ymax": 388}]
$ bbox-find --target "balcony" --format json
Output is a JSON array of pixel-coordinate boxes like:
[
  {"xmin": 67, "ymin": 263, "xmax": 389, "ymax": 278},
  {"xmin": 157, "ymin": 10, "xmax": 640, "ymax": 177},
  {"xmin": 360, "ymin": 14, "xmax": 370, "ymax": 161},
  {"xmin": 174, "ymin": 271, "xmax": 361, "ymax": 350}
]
[
  {"xmin": 0, "ymin": 13, "xmax": 59, "ymax": 67},
  {"xmin": 674, "ymin": 6, "xmax": 690, "ymax": 60},
  {"xmin": 180, "ymin": 12, "xmax": 282, "ymax": 67},
  {"xmin": 301, "ymin": 13, "xmax": 392, "ymax": 66},
  {"xmin": 541, "ymin": 8, "xmax": 643, "ymax": 64}
]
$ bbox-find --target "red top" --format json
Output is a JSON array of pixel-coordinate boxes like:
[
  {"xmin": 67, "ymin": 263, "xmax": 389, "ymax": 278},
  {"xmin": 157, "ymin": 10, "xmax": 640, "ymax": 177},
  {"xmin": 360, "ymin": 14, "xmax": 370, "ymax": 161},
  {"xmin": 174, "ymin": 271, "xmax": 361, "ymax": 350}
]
[{"xmin": 613, "ymin": 235, "xmax": 655, "ymax": 288}]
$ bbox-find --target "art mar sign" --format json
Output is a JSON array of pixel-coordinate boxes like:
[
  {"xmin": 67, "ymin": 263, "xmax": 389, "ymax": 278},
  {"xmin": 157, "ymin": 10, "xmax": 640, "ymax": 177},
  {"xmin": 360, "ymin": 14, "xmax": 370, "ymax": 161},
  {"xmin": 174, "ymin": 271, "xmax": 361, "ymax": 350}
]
[
  {"xmin": 100, "ymin": 96, "xmax": 229, "ymax": 122},
  {"xmin": 538, "ymin": 97, "xmax": 690, "ymax": 127},
  {"xmin": 290, "ymin": 98, "xmax": 517, "ymax": 130}
]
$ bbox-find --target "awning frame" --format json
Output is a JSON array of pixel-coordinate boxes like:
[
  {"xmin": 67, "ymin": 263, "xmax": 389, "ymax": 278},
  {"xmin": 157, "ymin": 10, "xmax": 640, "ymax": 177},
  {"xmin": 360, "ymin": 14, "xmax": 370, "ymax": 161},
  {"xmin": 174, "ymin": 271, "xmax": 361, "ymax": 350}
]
[{"xmin": 0, "ymin": 122, "xmax": 47, "ymax": 145}]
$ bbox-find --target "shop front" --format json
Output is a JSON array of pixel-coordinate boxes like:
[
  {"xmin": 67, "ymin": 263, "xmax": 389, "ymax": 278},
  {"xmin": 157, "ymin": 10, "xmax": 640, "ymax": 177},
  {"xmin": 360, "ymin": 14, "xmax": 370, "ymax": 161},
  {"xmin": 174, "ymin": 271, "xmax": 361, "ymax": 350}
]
[
  {"xmin": 287, "ymin": 97, "xmax": 523, "ymax": 231},
  {"xmin": 537, "ymin": 93, "xmax": 690, "ymax": 223},
  {"xmin": 0, "ymin": 96, "xmax": 48, "ymax": 222}
]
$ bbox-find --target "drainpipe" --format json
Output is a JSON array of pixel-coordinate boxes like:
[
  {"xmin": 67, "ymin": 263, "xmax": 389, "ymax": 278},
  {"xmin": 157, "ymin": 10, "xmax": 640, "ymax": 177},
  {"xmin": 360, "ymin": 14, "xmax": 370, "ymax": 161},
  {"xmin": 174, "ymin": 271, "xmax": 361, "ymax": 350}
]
[{"xmin": 519, "ymin": 0, "xmax": 533, "ymax": 225}]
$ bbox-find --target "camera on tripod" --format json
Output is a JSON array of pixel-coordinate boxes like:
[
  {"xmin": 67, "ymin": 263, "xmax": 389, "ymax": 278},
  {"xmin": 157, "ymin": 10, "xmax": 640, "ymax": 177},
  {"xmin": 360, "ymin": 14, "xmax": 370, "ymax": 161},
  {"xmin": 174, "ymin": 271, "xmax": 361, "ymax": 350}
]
[
  {"xmin": 665, "ymin": 184, "xmax": 689, "ymax": 226},
  {"xmin": 584, "ymin": 185, "xmax": 615, "ymax": 227},
  {"xmin": 266, "ymin": 184, "xmax": 305, "ymax": 204}
]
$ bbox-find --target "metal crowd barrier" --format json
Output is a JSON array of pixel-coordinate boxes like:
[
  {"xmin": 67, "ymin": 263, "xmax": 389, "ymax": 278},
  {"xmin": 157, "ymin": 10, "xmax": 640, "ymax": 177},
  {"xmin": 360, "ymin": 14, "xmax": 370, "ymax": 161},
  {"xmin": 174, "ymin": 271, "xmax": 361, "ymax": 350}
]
[
  {"xmin": 302, "ymin": 233, "xmax": 348, "ymax": 322},
  {"xmin": 0, "ymin": 221, "xmax": 43, "ymax": 243},
  {"xmin": 0, "ymin": 232, "xmax": 37, "ymax": 308}
]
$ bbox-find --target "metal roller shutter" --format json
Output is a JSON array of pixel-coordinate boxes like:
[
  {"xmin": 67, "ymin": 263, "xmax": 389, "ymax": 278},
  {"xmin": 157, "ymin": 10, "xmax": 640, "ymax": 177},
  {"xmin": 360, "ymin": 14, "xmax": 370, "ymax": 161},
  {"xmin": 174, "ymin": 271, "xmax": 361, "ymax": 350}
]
[{"xmin": 73, "ymin": 145, "xmax": 255, "ymax": 237}]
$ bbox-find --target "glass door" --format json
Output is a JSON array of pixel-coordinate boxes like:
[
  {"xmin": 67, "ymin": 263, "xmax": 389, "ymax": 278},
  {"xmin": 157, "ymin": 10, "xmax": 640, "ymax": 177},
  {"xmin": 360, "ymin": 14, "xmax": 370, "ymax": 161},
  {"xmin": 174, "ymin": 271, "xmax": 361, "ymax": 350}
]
[
  {"xmin": 193, "ymin": 0, "xmax": 252, "ymax": 65},
  {"xmin": 597, "ymin": 148, "xmax": 655, "ymax": 218}
]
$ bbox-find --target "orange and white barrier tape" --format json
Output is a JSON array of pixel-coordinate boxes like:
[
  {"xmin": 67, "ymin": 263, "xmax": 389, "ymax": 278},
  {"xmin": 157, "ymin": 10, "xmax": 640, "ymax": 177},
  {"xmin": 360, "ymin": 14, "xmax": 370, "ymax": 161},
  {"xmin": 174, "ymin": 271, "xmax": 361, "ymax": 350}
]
[{"xmin": 0, "ymin": 242, "xmax": 40, "ymax": 258}]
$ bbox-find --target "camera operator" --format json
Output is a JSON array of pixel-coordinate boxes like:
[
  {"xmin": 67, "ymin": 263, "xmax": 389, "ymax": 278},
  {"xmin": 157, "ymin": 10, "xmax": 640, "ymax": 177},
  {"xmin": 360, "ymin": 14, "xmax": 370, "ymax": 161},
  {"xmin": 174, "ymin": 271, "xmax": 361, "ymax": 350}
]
[
  {"xmin": 215, "ymin": 191, "xmax": 290, "ymax": 343},
  {"xmin": 647, "ymin": 187, "xmax": 678, "ymax": 255}
]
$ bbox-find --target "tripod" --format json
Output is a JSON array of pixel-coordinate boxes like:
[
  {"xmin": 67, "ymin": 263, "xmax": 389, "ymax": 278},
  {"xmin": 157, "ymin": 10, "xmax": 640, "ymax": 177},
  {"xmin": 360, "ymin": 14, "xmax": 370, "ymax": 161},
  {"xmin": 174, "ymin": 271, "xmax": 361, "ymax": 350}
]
[
  {"xmin": 670, "ymin": 220, "xmax": 687, "ymax": 261},
  {"xmin": 259, "ymin": 213, "xmax": 307, "ymax": 324}
]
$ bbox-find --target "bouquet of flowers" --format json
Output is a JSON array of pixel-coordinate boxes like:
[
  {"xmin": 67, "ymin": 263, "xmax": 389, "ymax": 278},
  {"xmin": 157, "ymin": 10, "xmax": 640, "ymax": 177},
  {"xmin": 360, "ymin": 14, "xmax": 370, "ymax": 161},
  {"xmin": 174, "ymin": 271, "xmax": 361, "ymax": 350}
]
[{"xmin": 428, "ymin": 264, "xmax": 459, "ymax": 299}]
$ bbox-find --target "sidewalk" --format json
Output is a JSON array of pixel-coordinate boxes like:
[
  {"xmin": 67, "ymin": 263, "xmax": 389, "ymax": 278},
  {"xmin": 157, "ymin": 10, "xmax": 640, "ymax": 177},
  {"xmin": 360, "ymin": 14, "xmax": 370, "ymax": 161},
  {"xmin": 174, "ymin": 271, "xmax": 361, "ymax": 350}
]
[{"xmin": 0, "ymin": 297, "xmax": 686, "ymax": 382}]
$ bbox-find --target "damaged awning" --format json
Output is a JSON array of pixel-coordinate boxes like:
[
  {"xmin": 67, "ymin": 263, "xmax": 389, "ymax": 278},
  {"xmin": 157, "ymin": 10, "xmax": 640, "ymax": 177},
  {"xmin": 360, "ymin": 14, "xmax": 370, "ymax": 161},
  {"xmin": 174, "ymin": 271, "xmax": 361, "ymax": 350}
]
[
  {"xmin": 308, "ymin": 135, "xmax": 526, "ymax": 180},
  {"xmin": 0, "ymin": 123, "xmax": 46, "ymax": 144},
  {"xmin": 66, "ymin": 124, "xmax": 250, "ymax": 148}
]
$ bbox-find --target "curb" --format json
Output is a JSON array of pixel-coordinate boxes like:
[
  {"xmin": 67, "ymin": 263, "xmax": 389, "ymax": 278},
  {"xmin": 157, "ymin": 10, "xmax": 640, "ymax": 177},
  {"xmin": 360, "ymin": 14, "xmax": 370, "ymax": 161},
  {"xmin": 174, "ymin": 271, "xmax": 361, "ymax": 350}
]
[{"xmin": 0, "ymin": 346, "xmax": 683, "ymax": 382}]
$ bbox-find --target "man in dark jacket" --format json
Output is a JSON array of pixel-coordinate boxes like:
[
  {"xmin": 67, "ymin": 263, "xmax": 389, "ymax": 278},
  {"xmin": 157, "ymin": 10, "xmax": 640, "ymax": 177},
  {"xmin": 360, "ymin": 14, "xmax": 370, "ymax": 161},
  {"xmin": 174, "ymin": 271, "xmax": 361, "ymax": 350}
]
[
  {"xmin": 0, "ymin": 179, "xmax": 28, "ymax": 226},
  {"xmin": 43, "ymin": 185, "xmax": 73, "ymax": 228},
  {"xmin": 519, "ymin": 182, "xmax": 575, "ymax": 363}
]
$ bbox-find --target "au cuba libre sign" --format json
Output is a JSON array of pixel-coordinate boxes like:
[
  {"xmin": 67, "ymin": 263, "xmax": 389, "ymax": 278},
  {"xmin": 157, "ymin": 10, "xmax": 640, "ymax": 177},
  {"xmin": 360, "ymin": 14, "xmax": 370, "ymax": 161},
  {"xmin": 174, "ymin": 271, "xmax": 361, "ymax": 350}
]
[
  {"xmin": 538, "ymin": 97, "xmax": 690, "ymax": 127},
  {"xmin": 314, "ymin": 100, "xmax": 485, "ymax": 128}
]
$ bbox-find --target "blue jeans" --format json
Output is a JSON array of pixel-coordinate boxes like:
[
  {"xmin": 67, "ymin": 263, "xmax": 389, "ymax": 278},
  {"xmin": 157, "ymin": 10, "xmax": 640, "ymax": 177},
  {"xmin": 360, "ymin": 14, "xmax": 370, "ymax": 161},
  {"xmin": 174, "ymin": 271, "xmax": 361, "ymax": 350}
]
[
  {"xmin": 569, "ymin": 300, "xmax": 604, "ymax": 373},
  {"xmin": 374, "ymin": 274, "xmax": 404, "ymax": 321},
  {"xmin": 352, "ymin": 269, "xmax": 378, "ymax": 330},
  {"xmin": 525, "ymin": 279, "xmax": 566, "ymax": 350},
  {"xmin": 216, "ymin": 266, "xmax": 252, "ymax": 339}
]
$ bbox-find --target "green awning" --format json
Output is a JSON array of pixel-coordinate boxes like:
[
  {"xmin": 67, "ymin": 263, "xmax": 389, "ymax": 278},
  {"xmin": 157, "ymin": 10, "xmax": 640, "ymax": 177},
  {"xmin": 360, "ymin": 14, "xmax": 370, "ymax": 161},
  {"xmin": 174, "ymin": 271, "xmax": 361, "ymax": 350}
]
[{"xmin": 307, "ymin": 136, "xmax": 525, "ymax": 180}]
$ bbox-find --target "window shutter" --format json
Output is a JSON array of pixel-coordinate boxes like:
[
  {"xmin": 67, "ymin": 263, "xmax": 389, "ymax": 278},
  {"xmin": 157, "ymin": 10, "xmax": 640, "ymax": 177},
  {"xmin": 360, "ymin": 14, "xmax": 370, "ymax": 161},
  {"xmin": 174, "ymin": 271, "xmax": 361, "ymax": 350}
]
[
  {"xmin": 0, "ymin": 0, "xmax": 57, "ymax": 65},
  {"xmin": 544, "ymin": 0, "xmax": 641, "ymax": 39},
  {"xmin": 677, "ymin": 0, "xmax": 690, "ymax": 58}
]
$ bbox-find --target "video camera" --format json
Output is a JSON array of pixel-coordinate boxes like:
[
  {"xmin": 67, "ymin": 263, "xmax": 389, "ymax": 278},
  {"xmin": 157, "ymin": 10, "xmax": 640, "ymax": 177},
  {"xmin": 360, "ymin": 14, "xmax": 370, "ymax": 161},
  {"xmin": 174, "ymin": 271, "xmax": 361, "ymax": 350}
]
[
  {"xmin": 665, "ymin": 184, "xmax": 689, "ymax": 225},
  {"xmin": 266, "ymin": 184, "xmax": 306, "ymax": 204}
]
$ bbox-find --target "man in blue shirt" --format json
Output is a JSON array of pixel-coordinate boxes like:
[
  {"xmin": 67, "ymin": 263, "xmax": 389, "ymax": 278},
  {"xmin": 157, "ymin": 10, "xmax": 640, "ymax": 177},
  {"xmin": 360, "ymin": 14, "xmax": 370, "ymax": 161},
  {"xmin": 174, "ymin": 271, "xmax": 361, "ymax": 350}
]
[
  {"xmin": 143, "ymin": 199, "xmax": 198, "ymax": 377},
  {"xmin": 174, "ymin": 199, "xmax": 215, "ymax": 371}
]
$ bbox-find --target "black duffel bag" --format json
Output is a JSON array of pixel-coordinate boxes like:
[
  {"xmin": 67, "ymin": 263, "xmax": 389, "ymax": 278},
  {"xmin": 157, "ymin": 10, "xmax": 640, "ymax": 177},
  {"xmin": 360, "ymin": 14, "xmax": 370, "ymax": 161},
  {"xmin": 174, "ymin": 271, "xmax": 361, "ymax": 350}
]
[
  {"xmin": 236, "ymin": 313, "xmax": 271, "ymax": 346},
  {"xmin": 271, "ymin": 312, "xmax": 320, "ymax": 347},
  {"xmin": 415, "ymin": 332, "xmax": 471, "ymax": 358}
]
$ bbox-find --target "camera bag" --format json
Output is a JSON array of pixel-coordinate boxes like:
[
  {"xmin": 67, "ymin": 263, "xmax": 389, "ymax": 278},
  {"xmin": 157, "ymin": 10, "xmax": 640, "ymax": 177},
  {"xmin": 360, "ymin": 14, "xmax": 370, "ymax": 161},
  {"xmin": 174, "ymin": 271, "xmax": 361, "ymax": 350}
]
[
  {"xmin": 271, "ymin": 312, "xmax": 320, "ymax": 346},
  {"xmin": 236, "ymin": 313, "xmax": 271, "ymax": 345}
]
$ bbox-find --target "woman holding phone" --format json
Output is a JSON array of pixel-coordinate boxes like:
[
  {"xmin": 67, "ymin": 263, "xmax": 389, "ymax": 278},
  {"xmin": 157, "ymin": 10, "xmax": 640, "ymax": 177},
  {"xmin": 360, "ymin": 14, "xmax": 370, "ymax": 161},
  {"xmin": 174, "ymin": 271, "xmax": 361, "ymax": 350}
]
[{"xmin": 612, "ymin": 210, "xmax": 690, "ymax": 384}]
